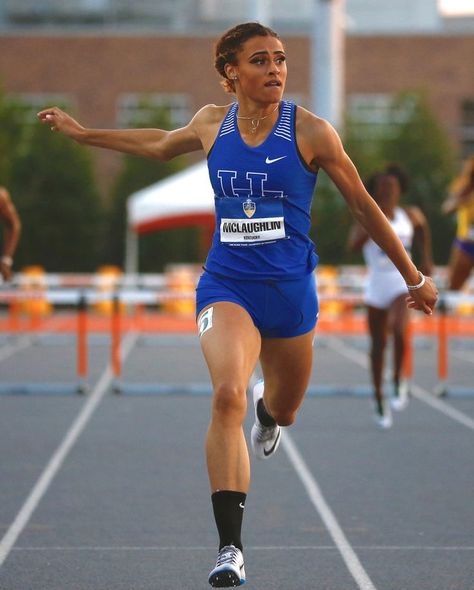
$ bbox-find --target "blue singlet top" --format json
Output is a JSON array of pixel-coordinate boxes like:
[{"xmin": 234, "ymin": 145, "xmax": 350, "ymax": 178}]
[{"xmin": 205, "ymin": 100, "xmax": 319, "ymax": 280}]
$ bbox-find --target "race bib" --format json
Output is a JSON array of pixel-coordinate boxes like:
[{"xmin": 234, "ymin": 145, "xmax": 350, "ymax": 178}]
[{"xmin": 217, "ymin": 196, "xmax": 286, "ymax": 245}]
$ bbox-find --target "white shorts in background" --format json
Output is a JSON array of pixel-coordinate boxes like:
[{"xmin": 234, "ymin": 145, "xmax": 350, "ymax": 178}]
[{"xmin": 364, "ymin": 271, "xmax": 408, "ymax": 310}]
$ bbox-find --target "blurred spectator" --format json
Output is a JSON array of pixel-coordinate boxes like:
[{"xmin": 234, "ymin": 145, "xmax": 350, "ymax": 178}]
[
  {"xmin": 442, "ymin": 156, "xmax": 474, "ymax": 290},
  {"xmin": 0, "ymin": 186, "xmax": 21, "ymax": 282}
]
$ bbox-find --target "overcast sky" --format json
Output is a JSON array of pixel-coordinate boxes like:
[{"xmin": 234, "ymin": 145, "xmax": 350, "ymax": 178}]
[{"xmin": 438, "ymin": 0, "xmax": 474, "ymax": 15}]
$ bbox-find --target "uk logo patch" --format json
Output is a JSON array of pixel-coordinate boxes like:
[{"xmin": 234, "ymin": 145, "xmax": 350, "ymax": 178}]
[{"xmin": 243, "ymin": 198, "xmax": 256, "ymax": 218}]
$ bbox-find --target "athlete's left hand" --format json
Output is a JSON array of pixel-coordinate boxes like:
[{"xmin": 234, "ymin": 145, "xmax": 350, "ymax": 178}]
[{"xmin": 406, "ymin": 276, "xmax": 438, "ymax": 315}]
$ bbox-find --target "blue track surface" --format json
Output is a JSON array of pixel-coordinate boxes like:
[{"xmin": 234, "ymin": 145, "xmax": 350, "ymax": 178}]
[{"xmin": 0, "ymin": 332, "xmax": 473, "ymax": 589}]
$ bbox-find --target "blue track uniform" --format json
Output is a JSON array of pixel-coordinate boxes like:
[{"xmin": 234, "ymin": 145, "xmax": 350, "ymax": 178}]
[{"xmin": 197, "ymin": 100, "xmax": 320, "ymax": 337}]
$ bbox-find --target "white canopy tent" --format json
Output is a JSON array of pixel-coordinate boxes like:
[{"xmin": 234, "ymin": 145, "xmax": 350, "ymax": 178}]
[{"xmin": 125, "ymin": 161, "xmax": 215, "ymax": 273}]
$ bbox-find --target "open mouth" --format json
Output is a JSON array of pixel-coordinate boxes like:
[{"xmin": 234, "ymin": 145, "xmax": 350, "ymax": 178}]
[{"xmin": 265, "ymin": 80, "xmax": 281, "ymax": 87}]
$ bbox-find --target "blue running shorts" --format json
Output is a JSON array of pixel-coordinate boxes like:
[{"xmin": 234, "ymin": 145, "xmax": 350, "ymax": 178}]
[
  {"xmin": 196, "ymin": 269, "xmax": 319, "ymax": 338},
  {"xmin": 455, "ymin": 238, "xmax": 474, "ymax": 259}
]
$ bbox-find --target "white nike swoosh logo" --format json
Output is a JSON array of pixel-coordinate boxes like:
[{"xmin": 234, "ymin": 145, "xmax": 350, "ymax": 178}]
[
  {"xmin": 265, "ymin": 156, "xmax": 287, "ymax": 164},
  {"xmin": 239, "ymin": 502, "xmax": 245, "ymax": 509}
]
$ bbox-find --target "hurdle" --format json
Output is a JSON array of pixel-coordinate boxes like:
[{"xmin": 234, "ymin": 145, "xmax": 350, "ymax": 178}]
[
  {"xmin": 434, "ymin": 291, "xmax": 474, "ymax": 397},
  {"xmin": 0, "ymin": 277, "xmax": 199, "ymax": 395},
  {"xmin": 0, "ymin": 288, "xmax": 93, "ymax": 395},
  {"xmin": 1, "ymin": 270, "xmax": 473, "ymax": 398},
  {"xmin": 77, "ymin": 292, "xmax": 88, "ymax": 394}
]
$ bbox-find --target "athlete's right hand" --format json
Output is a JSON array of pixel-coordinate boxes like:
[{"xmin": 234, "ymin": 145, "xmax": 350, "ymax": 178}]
[{"xmin": 37, "ymin": 107, "xmax": 85, "ymax": 141}]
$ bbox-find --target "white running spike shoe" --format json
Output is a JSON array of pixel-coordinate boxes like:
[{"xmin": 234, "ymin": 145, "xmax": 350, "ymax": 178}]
[
  {"xmin": 374, "ymin": 401, "xmax": 393, "ymax": 430},
  {"xmin": 390, "ymin": 380, "xmax": 409, "ymax": 411},
  {"xmin": 250, "ymin": 381, "xmax": 281, "ymax": 459},
  {"xmin": 208, "ymin": 545, "xmax": 246, "ymax": 587}
]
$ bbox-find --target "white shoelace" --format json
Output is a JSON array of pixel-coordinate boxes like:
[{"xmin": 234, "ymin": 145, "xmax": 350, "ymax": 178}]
[
  {"xmin": 216, "ymin": 546, "xmax": 239, "ymax": 567},
  {"xmin": 254, "ymin": 422, "xmax": 278, "ymax": 442}
]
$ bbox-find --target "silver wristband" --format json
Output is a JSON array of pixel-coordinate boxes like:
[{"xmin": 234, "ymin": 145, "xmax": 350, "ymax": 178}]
[{"xmin": 406, "ymin": 271, "xmax": 425, "ymax": 291}]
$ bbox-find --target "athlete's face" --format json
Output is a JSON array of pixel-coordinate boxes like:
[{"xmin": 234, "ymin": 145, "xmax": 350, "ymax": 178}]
[
  {"xmin": 227, "ymin": 35, "xmax": 287, "ymax": 102},
  {"xmin": 374, "ymin": 174, "xmax": 401, "ymax": 210}
]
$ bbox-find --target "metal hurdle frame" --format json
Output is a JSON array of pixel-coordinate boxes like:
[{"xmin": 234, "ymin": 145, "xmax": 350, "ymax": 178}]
[
  {"xmin": 434, "ymin": 291, "xmax": 474, "ymax": 397},
  {"xmin": 0, "ymin": 270, "xmax": 473, "ymax": 397}
]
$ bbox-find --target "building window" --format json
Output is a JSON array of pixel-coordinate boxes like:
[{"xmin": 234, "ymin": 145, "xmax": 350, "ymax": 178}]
[
  {"xmin": 116, "ymin": 94, "xmax": 191, "ymax": 129},
  {"xmin": 4, "ymin": 0, "xmax": 186, "ymax": 28},
  {"xmin": 347, "ymin": 93, "xmax": 415, "ymax": 140},
  {"xmin": 12, "ymin": 93, "xmax": 74, "ymax": 122},
  {"xmin": 199, "ymin": 0, "xmax": 313, "ymax": 22},
  {"xmin": 460, "ymin": 99, "xmax": 474, "ymax": 159}
]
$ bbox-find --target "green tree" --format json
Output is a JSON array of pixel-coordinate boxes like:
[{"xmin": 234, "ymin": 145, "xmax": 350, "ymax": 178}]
[
  {"xmin": 381, "ymin": 93, "xmax": 457, "ymax": 264},
  {"xmin": 106, "ymin": 103, "xmax": 199, "ymax": 272},
  {"xmin": 11, "ymin": 118, "xmax": 104, "ymax": 271},
  {"xmin": 0, "ymin": 85, "xmax": 28, "ymax": 186},
  {"xmin": 322, "ymin": 91, "xmax": 458, "ymax": 266},
  {"xmin": 310, "ymin": 172, "xmax": 353, "ymax": 265}
]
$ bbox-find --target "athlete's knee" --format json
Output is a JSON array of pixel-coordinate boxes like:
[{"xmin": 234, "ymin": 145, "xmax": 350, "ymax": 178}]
[
  {"xmin": 370, "ymin": 335, "xmax": 386, "ymax": 354},
  {"xmin": 212, "ymin": 382, "xmax": 247, "ymax": 423}
]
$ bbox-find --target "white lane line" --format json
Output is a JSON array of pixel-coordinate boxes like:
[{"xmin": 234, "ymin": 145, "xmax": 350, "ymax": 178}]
[
  {"xmin": 452, "ymin": 350, "xmax": 474, "ymax": 364},
  {"xmin": 251, "ymin": 373, "xmax": 376, "ymax": 588},
  {"xmin": 410, "ymin": 383, "xmax": 474, "ymax": 430},
  {"xmin": 12, "ymin": 544, "xmax": 474, "ymax": 552},
  {"xmin": 325, "ymin": 336, "xmax": 369, "ymax": 368},
  {"xmin": 282, "ymin": 432, "xmax": 377, "ymax": 590},
  {"xmin": 0, "ymin": 336, "xmax": 31, "ymax": 363},
  {"xmin": 326, "ymin": 336, "xmax": 474, "ymax": 432},
  {"xmin": 0, "ymin": 333, "xmax": 137, "ymax": 569}
]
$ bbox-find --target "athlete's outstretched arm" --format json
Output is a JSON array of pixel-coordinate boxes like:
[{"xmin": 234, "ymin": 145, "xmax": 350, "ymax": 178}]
[
  {"xmin": 37, "ymin": 106, "xmax": 210, "ymax": 161},
  {"xmin": 0, "ymin": 187, "xmax": 21, "ymax": 281},
  {"xmin": 302, "ymin": 115, "xmax": 438, "ymax": 314}
]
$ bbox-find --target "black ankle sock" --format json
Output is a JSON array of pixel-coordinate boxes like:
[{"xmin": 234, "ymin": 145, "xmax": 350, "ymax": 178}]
[
  {"xmin": 211, "ymin": 490, "xmax": 246, "ymax": 551},
  {"xmin": 257, "ymin": 398, "xmax": 276, "ymax": 427},
  {"xmin": 393, "ymin": 380, "xmax": 400, "ymax": 397},
  {"xmin": 375, "ymin": 398, "xmax": 384, "ymax": 416}
]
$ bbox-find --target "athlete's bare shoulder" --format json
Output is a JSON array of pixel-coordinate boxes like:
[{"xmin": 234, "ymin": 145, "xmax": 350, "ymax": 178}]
[
  {"xmin": 191, "ymin": 103, "xmax": 233, "ymax": 154},
  {"xmin": 193, "ymin": 103, "xmax": 232, "ymax": 124},
  {"xmin": 294, "ymin": 105, "xmax": 341, "ymax": 171},
  {"xmin": 295, "ymin": 106, "xmax": 338, "ymax": 143}
]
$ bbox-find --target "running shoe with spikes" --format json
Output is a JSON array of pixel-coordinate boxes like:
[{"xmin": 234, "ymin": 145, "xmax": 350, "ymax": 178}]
[
  {"xmin": 374, "ymin": 401, "xmax": 393, "ymax": 430},
  {"xmin": 390, "ymin": 380, "xmax": 409, "ymax": 411},
  {"xmin": 250, "ymin": 381, "xmax": 281, "ymax": 460},
  {"xmin": 208, "ymin": 545, "xmax": 246, "ymax": 587}
]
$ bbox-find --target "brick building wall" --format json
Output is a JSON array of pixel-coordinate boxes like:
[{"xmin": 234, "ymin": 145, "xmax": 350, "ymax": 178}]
[{"xmin": 0, "ymin": 33, "xmax": 473, "ymax": 192}]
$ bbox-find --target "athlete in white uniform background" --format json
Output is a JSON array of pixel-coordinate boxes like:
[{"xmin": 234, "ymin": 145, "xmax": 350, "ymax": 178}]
[
  {"xmin": 348, "ymin": 167, "xmax": 433, "ymax": 429},
  {"xmin": 363, "ymin": 205, "xmax": 415, "ymax": 309}
]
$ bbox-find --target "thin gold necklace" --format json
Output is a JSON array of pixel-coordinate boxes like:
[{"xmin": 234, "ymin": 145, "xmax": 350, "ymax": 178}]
[{"xmin": 236, "ymin": 102, "xmax": 280, "ymax": 134}]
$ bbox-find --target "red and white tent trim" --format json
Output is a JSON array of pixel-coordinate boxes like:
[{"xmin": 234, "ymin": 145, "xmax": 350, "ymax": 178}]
[
  {"xmin": 125, "ymin": 161, "xmax": 215, "ymax": 272},
  {"xmin": 127, "ymin": 160, "xmax": 215, "ymax": 234}
]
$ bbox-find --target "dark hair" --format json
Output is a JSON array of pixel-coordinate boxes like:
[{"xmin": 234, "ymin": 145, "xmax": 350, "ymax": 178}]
[
  {"xmin": 364, "ymin": 172, "xmax": 384, "ymax": 197},
  {"xmin": 384, "ymin": 162, "xmax": 409, "ymax": 193},
  {"xmin": 214, "ymin": 22, "xmax": 281, "ymax": 93}
]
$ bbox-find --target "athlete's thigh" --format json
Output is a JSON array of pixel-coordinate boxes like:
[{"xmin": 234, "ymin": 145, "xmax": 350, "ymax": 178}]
[
  {"xmin": 259, "ymin": 329, "xmax": 314, "ymax": 413},
  {"xmin": 198, "ymin": 301, "xmax": 261, "ymax": 388},
  {"xmin": 367, "ymin": 305, "xmax": 389, "ymax": 344}
]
